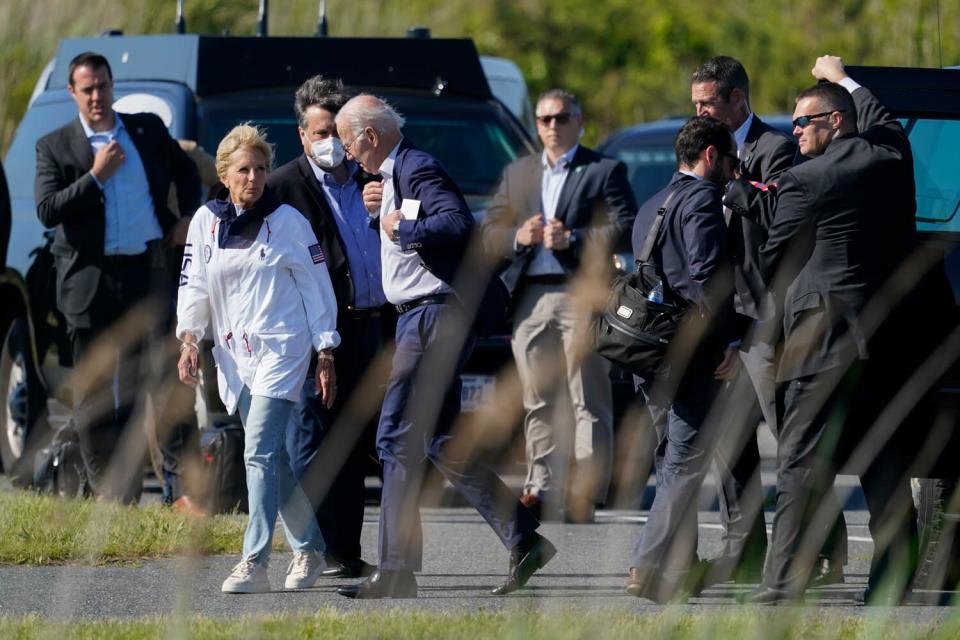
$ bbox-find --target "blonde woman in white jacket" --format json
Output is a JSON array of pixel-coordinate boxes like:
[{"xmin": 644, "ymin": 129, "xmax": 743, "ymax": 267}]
[{"xmin": 176, "ymin": 124, "xmax": 340, "ymax": 594}]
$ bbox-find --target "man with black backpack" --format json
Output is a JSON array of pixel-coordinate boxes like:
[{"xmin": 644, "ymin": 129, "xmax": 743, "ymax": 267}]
[{"xmin": 625, "ymin": 116, "xmax": 740, "ymax": 603}]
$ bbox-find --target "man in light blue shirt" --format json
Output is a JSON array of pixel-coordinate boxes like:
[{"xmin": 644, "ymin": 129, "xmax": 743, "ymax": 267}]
[{"xmin": 35, "ymin": 51, "xmax": 200, "ymax": 502}]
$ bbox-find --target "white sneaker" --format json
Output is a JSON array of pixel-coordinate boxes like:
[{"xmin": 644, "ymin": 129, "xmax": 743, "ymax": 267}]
[
  {"xmin": 221, "ymin": 559, "xmax": 271, "ymax": 594},
  {"xmin": 284, "ymin": 550, "xmax": 325, "ymax": 589}
]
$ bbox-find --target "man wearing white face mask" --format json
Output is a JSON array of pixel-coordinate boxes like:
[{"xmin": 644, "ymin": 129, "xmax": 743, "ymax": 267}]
[{"xmin": 269, "ymin": 75, "xmax": 391, "ymax": 579}]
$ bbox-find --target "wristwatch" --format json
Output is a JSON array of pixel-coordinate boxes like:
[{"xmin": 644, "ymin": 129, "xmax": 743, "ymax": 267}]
[{"xmin": 391, "ymin": 219, "xmax": 401, "ymax": 243}]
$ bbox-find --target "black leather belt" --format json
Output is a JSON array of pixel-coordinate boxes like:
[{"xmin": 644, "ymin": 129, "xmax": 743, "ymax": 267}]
[
  {"xmin": 524, "ymin": 274, "xmax": 567, "ymax": 285},
  {"xmin": 346, "ymin": 305, "xmax": 385, "ymax": 320},
  {"xmin": 102, "ymin": 250, "xmax": 150, "ymax": 268},
  {"xmin": 394, "ymin": 294, "xmax": 450, "ymax": 315}
]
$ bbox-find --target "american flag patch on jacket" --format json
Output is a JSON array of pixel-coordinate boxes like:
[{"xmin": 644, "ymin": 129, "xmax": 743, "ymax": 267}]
[{"xmin": 309, "ymin": 244, "xmax": 325, "ymax": 264}]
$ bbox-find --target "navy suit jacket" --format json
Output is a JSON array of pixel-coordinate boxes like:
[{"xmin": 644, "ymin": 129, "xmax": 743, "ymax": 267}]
[
  {"xmin": 632, "ymin": 172, "xmax": 736, "ymax": 393},
  {"xmin": 388, "ymin": 138, "xmax": 473, "ymax": 289},
  {"xmin": 383, "ymin": 138, "xmax": 507, "ymax": 333},
  {"xmin": 632, "ymin": 173, "xmax": 730, "ymax": 315}
]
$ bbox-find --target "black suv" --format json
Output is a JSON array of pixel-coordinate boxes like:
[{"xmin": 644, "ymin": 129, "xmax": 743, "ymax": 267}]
[{"xmin": 0, "ymin": 32, "xmax": 536, "ymax": 483}]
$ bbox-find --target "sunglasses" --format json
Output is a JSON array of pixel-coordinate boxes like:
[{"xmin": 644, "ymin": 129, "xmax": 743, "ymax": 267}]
[
  {"xmin": 536, "ymin": 112, "xmax": 574, "ymax": 126},
  {"xmin": 792, "ymin": 110, "xmax": 844, "ymax": 128}
]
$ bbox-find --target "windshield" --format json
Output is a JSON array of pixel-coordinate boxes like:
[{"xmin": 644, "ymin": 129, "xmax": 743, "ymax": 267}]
[
  {"xmin": 902, "ymin": 117, "xmax": 960, "ymax": 230},
  {"xmin": 197, "ymin": 90, "xmax": 531, "ymax": 200}
]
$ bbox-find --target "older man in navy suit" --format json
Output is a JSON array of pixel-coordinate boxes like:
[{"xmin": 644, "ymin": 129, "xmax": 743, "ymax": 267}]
[{"xmin": 333, "ymin": 94, "xmax": 552, "ymax": 599}]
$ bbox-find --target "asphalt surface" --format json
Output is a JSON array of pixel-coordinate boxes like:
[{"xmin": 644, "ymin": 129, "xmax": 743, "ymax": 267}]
[{"xmin": 1, "ymin": 506, "xmax": 957, "ymax": 622}]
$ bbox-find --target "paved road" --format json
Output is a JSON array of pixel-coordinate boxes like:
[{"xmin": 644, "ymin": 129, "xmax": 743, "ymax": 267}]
[{"xmin": 0, "ymin": 506, "xmax": 954, "ymax": 621}]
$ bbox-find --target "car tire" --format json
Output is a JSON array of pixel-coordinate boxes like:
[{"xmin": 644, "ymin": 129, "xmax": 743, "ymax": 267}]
[{"xmin": 0, "ymin": 317, "xmax": 51, "ymax": 485}]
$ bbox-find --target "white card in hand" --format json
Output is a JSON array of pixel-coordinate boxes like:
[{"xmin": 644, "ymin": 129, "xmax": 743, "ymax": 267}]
[{"xmin": 400, "ymin": 198, "xmax": 421, "ymax": 220}]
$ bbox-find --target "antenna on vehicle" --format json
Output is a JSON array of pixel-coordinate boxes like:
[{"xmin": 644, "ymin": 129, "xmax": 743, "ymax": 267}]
[
  {"xmin": 257, "ymin": 0, "xmax": 268, "ymax": 37},
  {"xmin": 316, "ymin": 0, "xmax": 328, "ymax": 37},
  {"xmin": 936, "ymin": 0, "xmax": 943, "ymax": 68},
  {"xmin": 174, "ymin": 0, "xmax": 186, "ymax": 34}
]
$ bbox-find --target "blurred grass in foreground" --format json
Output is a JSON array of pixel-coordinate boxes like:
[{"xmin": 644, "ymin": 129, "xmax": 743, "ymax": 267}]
[
  {"xmin": 1, "ymin": 609, "xmax": 960, "ymax": 640},
  {"xmin": 0, "ymin": 489, "xmax": 273, "ymax": 564}
]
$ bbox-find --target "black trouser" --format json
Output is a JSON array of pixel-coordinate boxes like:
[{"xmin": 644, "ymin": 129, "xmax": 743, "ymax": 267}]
[
  {"xmin": 66, "ymin": 255, "xmax": 169, "ymax": 502},
  {"xmin": 767, "ymin": 362, "xmax": 908, "ymax": 595},
  {"xmin": 286, "ymin": 309, "xmax": 393, "ymax": 562}
]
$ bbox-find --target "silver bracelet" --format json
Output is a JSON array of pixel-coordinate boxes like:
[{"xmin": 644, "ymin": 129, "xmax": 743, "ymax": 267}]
[
  {"xmin": 180, "ymin": 342, "xmax": 199, "ymax": 353},
  {"xmin": 317, "ymin": 352, "xmax": 335, "ymax": 362}
]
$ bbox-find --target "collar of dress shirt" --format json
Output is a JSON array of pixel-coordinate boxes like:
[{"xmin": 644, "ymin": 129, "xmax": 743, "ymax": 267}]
[
  {"xmin": 733, "ymin": 112, "xmax": 754, "ymax": 157},
  {"xmin": 679, "ymin": 169, "xmax": 704, "ymax": 181},
  {"xmin": 307, "ymin": 155, "xmax": 359, "ymax": 186},
  {"xmin": 79, "ymin": 111, "xmax": 122, "ymax": 139},
  {"xmin": 378, "ymin": 138, "xmax": 403, "ymax": 178},
  {"xmin": 541, "ymin": 143, "xmax": 579, "ymax": 172}
]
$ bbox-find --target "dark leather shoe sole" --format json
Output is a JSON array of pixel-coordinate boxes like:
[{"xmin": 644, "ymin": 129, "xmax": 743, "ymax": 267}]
[
  {"xmin": 323, "ymin": 560, "xmax": 377, "ymax": 579},
  {"xmin": 336, "ymin": 581, "xmax": 417, "ymax": 599},
  {"xmin": 740, "ymin": 587, "xmax": 800, "ymax": 605},
  {"xmin": 491, "ymin": 537, "xmax": 557, "ymax": 596},
  {"xmin": 809, "ymin": 569, "xmax": 844, "ymax": 588}
]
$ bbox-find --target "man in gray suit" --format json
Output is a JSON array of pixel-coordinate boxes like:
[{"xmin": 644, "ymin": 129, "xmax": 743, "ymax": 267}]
[
  {"xmin": 483, "ymin": 89, "xmax": 636, "ymax": 522},
  {"xmin": 693, "ymin": 56, "xmax": 846, "ymax": 587}
]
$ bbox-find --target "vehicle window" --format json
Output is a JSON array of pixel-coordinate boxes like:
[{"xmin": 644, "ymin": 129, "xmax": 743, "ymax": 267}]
[
  {"xmin": 901, "ymin": 117, "xmax": 960, "ymax": 306},
  {"xmin": 903, "ymin": 118, "xmax": 960, "ymax": 228},
  {"xmin": 402, "ymin": 118, "xmax": 518, "ymax": 195},
  {"xmin": 198, "ymin": 97, "xmax": 526, "ymax": 198},
  {"xmin": 610, "ymin": 145, "xmax": 677, "ymax": 206}
]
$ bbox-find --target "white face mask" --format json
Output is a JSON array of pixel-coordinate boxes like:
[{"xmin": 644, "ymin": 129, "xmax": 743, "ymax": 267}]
[{"xmin": 310, "ymin": 137, "xmax": 345, "ymax": 169}]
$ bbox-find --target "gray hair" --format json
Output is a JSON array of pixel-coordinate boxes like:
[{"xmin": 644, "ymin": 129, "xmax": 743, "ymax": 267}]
[
  {"xmin": 335, "ymin": 94, "xmax": 406, "ymax": 138},
  {"xmin": 293, "ymin": 75, "xmax": 351, "ymax": 128},
  {"xmin": 536, "ymin": 89, "xmax": 581, "ymax": 116}
]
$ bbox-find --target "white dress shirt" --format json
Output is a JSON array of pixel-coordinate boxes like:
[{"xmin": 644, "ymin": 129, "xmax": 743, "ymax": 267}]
[
  {"xmin": 378, "ymin": 140, "xmax": 451, "ymax": 306},
  {"xmin": 526, "ymin": 144, "xmax": 579, "ymax": 276},
  {"xmin": 733, "ymin": 112, "xmax": 754, "ymax": 159}
]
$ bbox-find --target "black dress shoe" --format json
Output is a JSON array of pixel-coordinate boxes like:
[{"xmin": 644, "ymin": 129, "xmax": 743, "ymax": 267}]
[
  {"xmin": 741, "ymin": 586, "xmax": 798, "ymax": 605},
  {"xmin": 337, "ymin": 569, "xmax": 418, "ymax": 599},
  {"xmin": 808, "ymin": 558, "xmax": 844, "ymax": 587},
  {"xmin": 322, "ymin": 558, "xmax": 377, "ymax": 579},
  {"xmin": 491, "ymin": 533, "xmax": 557, "ymax": 595}
]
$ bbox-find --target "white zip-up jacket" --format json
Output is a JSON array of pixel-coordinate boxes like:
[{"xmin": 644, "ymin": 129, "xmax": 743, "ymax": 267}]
[{"xmin": 176, "ymin": 195, "xmax": 340, "ymax": 413}]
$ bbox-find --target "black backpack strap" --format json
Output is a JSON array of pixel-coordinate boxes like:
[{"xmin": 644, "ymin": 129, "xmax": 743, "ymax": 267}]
[{"xmin": 636, "ymin": 188, "xmax": 678, "ymax": 264}]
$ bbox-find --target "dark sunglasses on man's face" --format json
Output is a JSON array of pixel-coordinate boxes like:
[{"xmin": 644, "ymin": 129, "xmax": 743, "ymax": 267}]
[
  {"xmin": 537, "ymin": 113, "xmax": 573, "ymax": 126},
  {"xmin": 792, "ymin": 110, "xmax": 844, "ymax": 128}
]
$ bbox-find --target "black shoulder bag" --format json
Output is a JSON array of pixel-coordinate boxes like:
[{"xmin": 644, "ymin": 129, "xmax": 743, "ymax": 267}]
[{"xmin": 592, "ymin": 190, "xmax": 687, "ymax": 380}]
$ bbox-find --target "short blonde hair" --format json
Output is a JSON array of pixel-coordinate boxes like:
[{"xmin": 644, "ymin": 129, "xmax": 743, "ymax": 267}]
[{"xmin": 215, "ymin": 123, "xmax": 274, "ymax": 179}]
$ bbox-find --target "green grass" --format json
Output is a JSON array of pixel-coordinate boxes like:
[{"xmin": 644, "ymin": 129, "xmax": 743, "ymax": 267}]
[
  {"xmin": 0, "ymin": 489, "xmax": 274, "ymax": 564},
  {"xmin": 1, "ymin": 610, "xmax": 960, "ymax": 640}
]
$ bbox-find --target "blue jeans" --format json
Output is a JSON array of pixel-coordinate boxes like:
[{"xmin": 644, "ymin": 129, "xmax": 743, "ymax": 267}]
[{"xmin": 237, "ymin": 386, "xmax": 325, "ymax": 565}]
